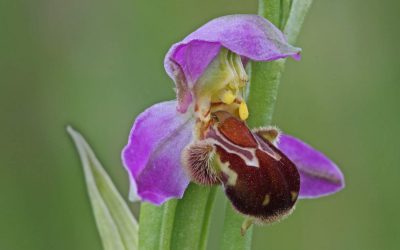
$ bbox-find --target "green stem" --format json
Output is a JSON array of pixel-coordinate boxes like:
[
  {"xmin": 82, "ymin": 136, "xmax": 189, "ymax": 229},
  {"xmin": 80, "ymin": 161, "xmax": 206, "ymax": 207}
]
[
  {"xmin": 247, "ymin": 0, "xmax": 290, "ymax": 127},
  {"xmin": 221, "ymin": 0, "xmax": 303, "ymax": 249},
  {"xmin": 198, "ymin": 187, "xmax": 218, "ymax": 250},
  {"xmin": 247, "ymin": 60, "xmax": 286, "ymax": 127},
  {"xmin": 221, "ymin": 206, "xmax": 253, "ymax": 250},
  {"xmin": 139, "ymin": 200, "xmax": 177, "ymax": 250},
  {"xmin": 159, "ymin": 201, "xmax": 178, "ymax": 249},
  {"xmin": 281, "ymin": 0, "xmax": 293, "ymax": 29},
  {"xmin": 258, "ymin": 0, "xmax": 281, "ymax": 27},
  {"xmin": 139, "ymin": 184, "xmax": 217, "ymax": 250},
  {"xmin": 170, "ymin": 185, "xmax": 217, "ymax": 250}
]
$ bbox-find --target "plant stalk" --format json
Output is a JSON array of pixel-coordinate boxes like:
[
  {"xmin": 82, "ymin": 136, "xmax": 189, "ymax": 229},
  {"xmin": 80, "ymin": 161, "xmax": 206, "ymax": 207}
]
[{"xmin": 220, "ymin": 0, "xmax": 310, "ymax": 249}]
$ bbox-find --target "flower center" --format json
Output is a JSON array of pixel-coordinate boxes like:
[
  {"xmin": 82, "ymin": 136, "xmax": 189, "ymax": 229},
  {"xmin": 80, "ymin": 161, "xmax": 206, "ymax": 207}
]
[{"xmin": 193, "ymin": 48, "xmax": 249, "ymax": 138}]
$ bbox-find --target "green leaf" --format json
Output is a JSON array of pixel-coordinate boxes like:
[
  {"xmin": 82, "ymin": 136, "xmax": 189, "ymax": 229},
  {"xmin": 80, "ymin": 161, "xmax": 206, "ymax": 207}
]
[
  {"xmin": 284, "ymin": 0, "xmax": 313, "ymax": 44},
  {"xmin": 67, "ymin": 126, "xmax": 138, "ymax": 250}
]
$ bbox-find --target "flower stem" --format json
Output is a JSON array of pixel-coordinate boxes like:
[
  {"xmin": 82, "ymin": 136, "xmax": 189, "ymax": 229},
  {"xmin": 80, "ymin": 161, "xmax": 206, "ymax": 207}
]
[
  {"xmin": 198, "ymin": 187, "xmax": 218, "ymax": 250},
  {"xmin": 139, "ymin": 200, "xmax": 177, "ymax": 249},
  {"xmin": 247, "ymin": 0, "xmax": 290, "ymax": 127},
  {"xmin": 171, "ymin": 184, "xmax": 217, "ymax": 250},
  {"xmin": 159, "ymin": 201, "xmax": 178, "ymax": 249},
  {"xmin": 221, "ymin": 0, "xmax": 307, "ymax": 249},
  {"xmin": 247, "ymin": 59, "xmax": 286, "ymax": 127},
  {"xmin": 139, "ymin": 184, "xmax": 217, "ymax": 250},
  {"xmin": 221, "ymin": 206, "xmax": 253, "ymax": 250}
]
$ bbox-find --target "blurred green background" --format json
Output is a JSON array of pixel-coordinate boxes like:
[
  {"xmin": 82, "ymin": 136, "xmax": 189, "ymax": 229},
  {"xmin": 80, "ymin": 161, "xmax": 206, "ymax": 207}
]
[{"xmin": 1, "ymin": 0, "xmax": 399, "ymax": 249}]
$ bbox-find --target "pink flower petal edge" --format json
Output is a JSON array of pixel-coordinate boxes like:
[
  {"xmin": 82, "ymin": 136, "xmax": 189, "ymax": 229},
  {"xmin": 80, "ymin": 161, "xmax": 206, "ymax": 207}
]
[
  {"xmin": 122, "ymin": 101, "xmax": 194, "ymax": 205},
  {"xmin": 278, "ymin": 134, "xmax": 345, "ymax": 198}
]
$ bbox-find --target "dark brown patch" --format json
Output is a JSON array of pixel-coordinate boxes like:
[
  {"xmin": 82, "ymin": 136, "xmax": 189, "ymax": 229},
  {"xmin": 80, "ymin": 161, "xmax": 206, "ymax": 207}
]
[
  {"xmin": 216, "ymin": 140, "xmax": 300, "ymax": 223},
  {"xmin": 212, "ymin": 111, "xmax": 257, "ymax": 148}
]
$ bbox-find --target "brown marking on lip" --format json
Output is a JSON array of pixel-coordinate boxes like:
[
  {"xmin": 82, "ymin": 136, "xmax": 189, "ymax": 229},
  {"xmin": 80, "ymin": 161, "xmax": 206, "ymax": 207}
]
[{"xmin": 213, "ymin": 111, "xmax": 257, "ymax": 148}]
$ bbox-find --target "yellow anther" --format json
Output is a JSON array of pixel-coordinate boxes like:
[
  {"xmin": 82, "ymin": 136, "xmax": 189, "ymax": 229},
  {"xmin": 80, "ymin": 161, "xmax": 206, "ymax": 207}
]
[
  {"xmin": 239, "ymin": 101, "xmax": 249, "ymax": 120},
  {"xmin": 221, "ymin": 90, "xmax": 236, "ymax": 104}
]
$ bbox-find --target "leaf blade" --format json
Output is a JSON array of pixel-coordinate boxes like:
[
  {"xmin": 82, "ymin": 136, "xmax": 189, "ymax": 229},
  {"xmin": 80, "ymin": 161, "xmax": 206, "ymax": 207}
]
[
  {"xmin": 67, "ymin": 126, "xmax": 138, "ymax": 250},
  {"xmin": 284, "ymin": 0, "xmax": 314, "ymax": 44}
]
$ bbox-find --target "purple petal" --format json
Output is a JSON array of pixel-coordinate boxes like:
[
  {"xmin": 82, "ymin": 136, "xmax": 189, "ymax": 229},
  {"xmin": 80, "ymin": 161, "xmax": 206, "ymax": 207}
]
[
  {"xmin": 278, "ymin": 134, "xmax": 345, "ymax": 198},
  {"xmin": 122, "ymin": 101, "xmax": 195, "ymax": 205},
  {"xmin": 164, "ymin": 14, "xmax": 301, "ymax": 112}
]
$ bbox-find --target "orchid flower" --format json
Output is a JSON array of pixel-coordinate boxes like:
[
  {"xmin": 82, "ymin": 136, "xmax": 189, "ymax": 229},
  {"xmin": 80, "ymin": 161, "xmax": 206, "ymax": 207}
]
[{"xmin": 122, "ymin": 15, "xmax": 344, "ymax": 225}]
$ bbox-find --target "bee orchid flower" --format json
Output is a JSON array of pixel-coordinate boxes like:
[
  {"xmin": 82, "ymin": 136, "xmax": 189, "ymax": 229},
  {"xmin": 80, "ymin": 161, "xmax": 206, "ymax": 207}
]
[{"xmin": 122, "ymin": 15, "xmax": 344, "ymax": 224}]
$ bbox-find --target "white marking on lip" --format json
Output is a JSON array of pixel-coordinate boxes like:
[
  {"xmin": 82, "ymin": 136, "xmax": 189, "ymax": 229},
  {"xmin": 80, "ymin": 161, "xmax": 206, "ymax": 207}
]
[
  {"xmin": 208, "ymin": 127, "xmax": 260, "ymax": 168},
  {"xmin": 219, "ymin": 162, "xmax": 238, "ymax": 186}
]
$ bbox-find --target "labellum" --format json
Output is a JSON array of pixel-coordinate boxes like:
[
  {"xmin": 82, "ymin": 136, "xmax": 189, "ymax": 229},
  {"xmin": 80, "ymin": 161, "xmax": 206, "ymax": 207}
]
[{"xmin": 182, "ymin": 111, "xmax": 300, "ymax": 231}]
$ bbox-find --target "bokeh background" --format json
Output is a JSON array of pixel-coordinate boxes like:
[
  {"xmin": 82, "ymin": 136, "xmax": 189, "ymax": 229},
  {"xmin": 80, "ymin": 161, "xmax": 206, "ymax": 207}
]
[{"xmin": 1, "ymin": 0, "xmax": 399, "ymax": 249}]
